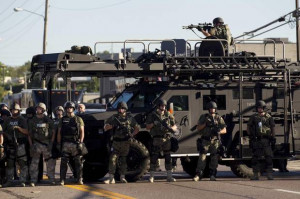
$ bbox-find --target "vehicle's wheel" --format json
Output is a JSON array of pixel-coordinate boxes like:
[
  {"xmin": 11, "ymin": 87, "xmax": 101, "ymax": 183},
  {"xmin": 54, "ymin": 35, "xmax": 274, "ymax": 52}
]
[
  {"xmin": 83, "ymin": 162, "xmax": 108, "ymax": 181},
  {"xmin": 230, "ymin": 161, "xmax": 254, "ymax": 178},
  {"xmin": 116, "ymin": 139, "xmax": 150, "ymax": 182},
  {"xmin": 180, "ymin": 157, "xmax": 209, "ymax": 177}
]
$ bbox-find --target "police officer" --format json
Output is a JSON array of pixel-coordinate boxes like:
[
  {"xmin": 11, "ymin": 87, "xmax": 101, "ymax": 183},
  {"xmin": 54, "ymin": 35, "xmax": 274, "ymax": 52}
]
[
  {"xmin": 28, "ymin": 103, "xmax": 56, "ymax": 186},
  {"xmin": 146, "ymin": 99, "xmax": 176, "ymax": 183},
  {"xmin": 247, "ymin": 100, "xmax": 275, "ymax": 180},
  {"xmin": 198, "ymin": 17, "xmax": 233, "ymax": 50},
  {"xmin": 57, "ymin": 101, "xmax": 85, "ymax": 185},
  {"xmin": 193, "ymin": 101, "xmax": 226, "ymax": 181},
  {"xmin": 54, "ymin": 106, "xmax": 64, "ymax": 130},
  {"xmin": 2, "ymin": 103, "xmax": 29, "ymax": 187},
  {"xmin": 0, "ymin": 124, "xmax": 4, "ymax": 188},
  {"xmin": 104, "ymin": 101, "xmax": 139, "ymax": 184}
]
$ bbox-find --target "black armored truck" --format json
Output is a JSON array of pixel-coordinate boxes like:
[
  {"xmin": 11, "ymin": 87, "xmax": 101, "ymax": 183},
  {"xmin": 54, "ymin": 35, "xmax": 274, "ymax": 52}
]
[{"xmin": 30, "ymin": 38, "xmax": 300, "ymax": 181}]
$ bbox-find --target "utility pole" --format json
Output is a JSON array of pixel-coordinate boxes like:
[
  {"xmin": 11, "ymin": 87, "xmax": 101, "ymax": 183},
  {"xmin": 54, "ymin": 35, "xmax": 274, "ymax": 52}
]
[
  {"xmin": 296, "ymin": 0, "xmax": 300, "ymax": 62},
  {"xmin": 41, "ymin": 0, "xmax": 49, "ymax": 88}
]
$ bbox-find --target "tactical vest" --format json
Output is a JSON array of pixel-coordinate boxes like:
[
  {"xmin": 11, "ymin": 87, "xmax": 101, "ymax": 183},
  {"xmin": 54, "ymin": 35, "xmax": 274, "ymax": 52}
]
[
  {"xmin": 6, "ymin": 116, "xmax": 27, "ymax": 144},
  {"xmin": 112, "ymin": 114, "xmax": 132, "ymax": 139},
  {"xmin": 32, "ymin": 116, "xmax": 51, "ymax": 143},
  {"xmin": 201, "ymin": 113, "xmax": 223, "ymax": 137},
  {"xmin": 151, "ymin": 111, "xmax": 172, "ymax": 137},
  {"xmin": 61, "ymin": 115, "xmax": 80, "ymax": 142},
  {"xmin": 209, "ymin": 25, "xmax": 233, "ymax": 48},
  {"xmin": 252, "ymin": 113, "xmax": 272, "ymax": 136}
]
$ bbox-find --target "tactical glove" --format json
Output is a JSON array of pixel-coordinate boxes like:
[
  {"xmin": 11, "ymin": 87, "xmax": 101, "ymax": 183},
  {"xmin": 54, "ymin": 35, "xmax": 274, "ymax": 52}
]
[
  {"xmin": 0, "ymin": 145, "xmax": 4, "ymax": 159},
  {"xmin": 197, "ymin": 27, "xmax": 203, "ymax": 31}
]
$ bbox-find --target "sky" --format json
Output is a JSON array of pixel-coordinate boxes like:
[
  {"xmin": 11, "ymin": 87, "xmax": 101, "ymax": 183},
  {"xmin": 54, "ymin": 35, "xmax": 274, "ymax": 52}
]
[{"xmin": 0, "ymin": 0, "xmax": 298, "ymax": 66}]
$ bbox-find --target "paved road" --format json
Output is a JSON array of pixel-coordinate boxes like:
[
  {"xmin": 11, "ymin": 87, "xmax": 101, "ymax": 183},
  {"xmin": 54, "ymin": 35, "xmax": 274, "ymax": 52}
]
[{"xmin": 0, "ymin": 160, "xmax": 300, "ymax": 199}]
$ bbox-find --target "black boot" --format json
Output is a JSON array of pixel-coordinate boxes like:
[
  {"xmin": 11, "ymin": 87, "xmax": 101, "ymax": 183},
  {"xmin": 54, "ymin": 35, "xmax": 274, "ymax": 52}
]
[
  {"xmin": 209, "ymin": 169, "xmax": 217, "ymax": 181},
  {"xmin": 193, "ymin": 171, "xmax": 203, "ymax": 181}
]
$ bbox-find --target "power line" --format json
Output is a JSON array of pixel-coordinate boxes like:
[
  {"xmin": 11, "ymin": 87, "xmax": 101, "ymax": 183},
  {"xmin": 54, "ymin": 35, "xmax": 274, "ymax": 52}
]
[
  {"xmin": 0, "ymin": 0, "xmax": 29, "ymax": 24},
  {"xmin": 0, "ymin": 3, "xmax": 44, "ymax": 34},
  {"xmin": 51, "ymin": 0, "xmax": 131, "ymax": 11},
  {"xmin": 0, "ymin": 0, "xmax": 17, "ymax": 16}
]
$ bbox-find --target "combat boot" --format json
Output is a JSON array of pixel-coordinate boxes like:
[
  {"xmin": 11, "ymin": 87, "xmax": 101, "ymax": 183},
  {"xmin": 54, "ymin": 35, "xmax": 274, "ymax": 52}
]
[
  {"xmin": 250, "ymin": 172, "xmax": 259, "ymax": 180},
  {"xmin": 167, "ymin": 170, "xmax": 176, "ymax": 182},
  {"xmin": 120, "ymin": 175, "xmax": 127, "ymax": 183},
  {"xmin": 20, "ymin": 182, "xmax": 26, "ymax": 187},
  {"xmin": 149, "ymin": 171, "xmax": 154, "ymax": 183},
  {"xmin": 267, "ymin": 173, "xmax": 274, "ymax": 180},
  {"xmin": 209, "ymin": 169, "xmax": 217, "ymax": 181},
  {"xmin": 104, "ymin": 174, "xmax": 115, "ymax": 184},
  {"xmin": 30, "ymin": 182, "xmax": 35, "ymax": 187},
  {"xmin": 193, "ymin": 171, "xmax": 203, "ymax": 182},
  {"xmin": 60, "ymin": 180, "xmax": 65, "ymax": 186},
  {"xmin": 77, "ymin": 178, "xmax": 84, "ymax": 185}
]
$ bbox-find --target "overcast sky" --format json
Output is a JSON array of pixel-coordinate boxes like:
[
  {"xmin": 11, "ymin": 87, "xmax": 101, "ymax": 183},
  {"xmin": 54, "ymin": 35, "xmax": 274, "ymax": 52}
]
[{"xmin": 0, "ymin": 0, "xmax": 297, "ymax": 66}]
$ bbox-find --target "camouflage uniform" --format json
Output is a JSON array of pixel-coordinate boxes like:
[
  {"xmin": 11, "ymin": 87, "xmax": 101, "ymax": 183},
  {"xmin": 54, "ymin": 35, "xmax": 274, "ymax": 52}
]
[
  {"xmin": 248, "ymin": 112, "xmax": 275, "ymax": 175},
  {"xmin": 146, "ymin": 110, "xmax": 175, "ymax": 172},
  {"xmin": 2, "ymin": 116, "xmax": 28, "ymax": 184},
  {"xmin": 28, "ymin": 115, "xmax": 56, "ymax": 183},
  {"xmin": 196, "ymin": 113, "xmax": 226, "ymax": 176},
  {"xmin": 59, "ymin": 115, "xmax": 84, "ymax": 182},
  {"xmin": 106, "ymin": 113, "xmax": 138, "ymax": 176},
  {"xmin": 209, "ymin": 25, "xmax": 233, "ymax": 50}
]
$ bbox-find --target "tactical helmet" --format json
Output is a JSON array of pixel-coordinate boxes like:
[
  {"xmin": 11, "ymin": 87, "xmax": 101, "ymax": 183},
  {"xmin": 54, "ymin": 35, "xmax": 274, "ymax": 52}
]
[
  {"xmin": 207, "ymin": 101, "xmax": 218, "ymax": 109},
  {"xmin": 0, "ymin": 109, "xmax": 12, "ymax": 117},
  {"xmin": 26, "ymin": 106, "xmax": 36, "ymax": 115},
  {"xmin": 213, "ymin": 17, "xmax": 224, "ymax": 25},
  {"xmin": 256, "ymin": 100, "xmax": 266, "ymax": 108},
  {"xmin": 11, "ymin": 103, "xmax": 21, "ymax": 111},
  {"xmin": 0, "ymin": 103, "xmax": 8, "ymax": 110},
  {"xmin": 117, "ymin": 101, "xmax": 128, "ymax": 110},
  {"xmin": 36, "ymin": 102, "xmax": 47, "ymax": 111},
  {"xmin": 55, "ymin": 106, "xmax": 64, "ymax": 112},
  {"xmin": 156, "ymin": 99, "xmax": 167, "ymax": 107},
  {"xmin": 64, "ymin": 101, "xmax": 76, "ymax": 109}
]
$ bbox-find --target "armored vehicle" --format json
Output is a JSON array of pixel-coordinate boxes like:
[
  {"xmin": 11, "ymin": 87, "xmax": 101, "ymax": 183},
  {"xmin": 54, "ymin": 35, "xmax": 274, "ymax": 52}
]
[{"xmin": 30, "ymin": 38, "xmax": 300, "ymax": 181}]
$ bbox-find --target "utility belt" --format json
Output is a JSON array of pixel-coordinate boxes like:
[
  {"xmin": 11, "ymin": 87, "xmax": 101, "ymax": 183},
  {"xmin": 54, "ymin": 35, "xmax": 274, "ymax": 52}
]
[
  {"xmin": 34, "ymin": 139, "xmax": 49, "ymax": 146},
  {"xmin": 8, "ymin": 137, "xmax": 27, "ymax": 146},
  {"xmin": 113, "ymin": 136, "xmax": 131, "ymax": 142}
]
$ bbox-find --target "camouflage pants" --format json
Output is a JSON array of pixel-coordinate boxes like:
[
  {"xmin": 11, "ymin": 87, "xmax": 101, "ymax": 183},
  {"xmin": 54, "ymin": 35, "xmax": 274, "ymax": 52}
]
[
  {"xmin": 109, "ymin": 140, "xmax": 130, "ymax": 175},
  {"xmin": 150, "ymin": 137, "xmax": 172, "ymax": 171},
  {"xmin": 6, "ymin": 144, "xmax": 28, "ymax": 183},
  {"xmin": 30, "ymin": 142, "xmax": 56, "ymax": 183},
  {"xmin": 60, "ymin": 142, "xmax": 82, "ymax": 181},
  {"xmin": 251, "ymin": 138, "xmax": 273, "ymax": 173},
  {"xmin": 196, "ymin": 139, "xmax": 219, "ymax": 173}
]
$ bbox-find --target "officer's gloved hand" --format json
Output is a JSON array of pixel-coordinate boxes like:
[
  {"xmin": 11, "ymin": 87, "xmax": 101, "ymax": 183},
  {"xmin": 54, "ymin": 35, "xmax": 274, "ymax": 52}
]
[
  {"xmin": 197, "ymin": 27, "xmax": 203, "ymax": 31},
  {"xmin": 0, "ymin": 145, "xmax": 4, "ymax": 159},
  {"xmin": 78, "ymin": 142, "xmax": 83, "ymax": 153}
]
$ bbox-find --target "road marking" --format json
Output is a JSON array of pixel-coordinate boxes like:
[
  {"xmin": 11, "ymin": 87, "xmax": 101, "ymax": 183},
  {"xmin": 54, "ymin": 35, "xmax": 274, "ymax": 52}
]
[
  {"xmin": 66, "ymin": 184, "xmax": 136, "ymax": 199},
  {"xmin": 275, "ymin": 189, "xmax": 300, "ymax": 195}
]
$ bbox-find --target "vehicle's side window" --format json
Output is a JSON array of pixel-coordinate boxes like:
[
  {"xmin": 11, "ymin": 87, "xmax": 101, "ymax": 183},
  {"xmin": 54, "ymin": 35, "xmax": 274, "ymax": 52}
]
[
  {"xmin": 168, "ymin": 95, "xmax": 189, "ymax": 111},
  {"xmin": 128, "ymin": 93, "xmax": 145, "ymax": 108}
]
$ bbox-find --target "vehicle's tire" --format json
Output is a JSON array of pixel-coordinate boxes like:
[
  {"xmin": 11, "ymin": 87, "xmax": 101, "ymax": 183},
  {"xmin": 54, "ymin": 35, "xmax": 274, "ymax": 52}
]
[
  {"xmin": 83, "ymin": 161, "xmax": 108, "ymax": 181},
  {"xmin": 116, "ymin": 139, "xmax": 150, "ymax": 182},
  {"xmin": 230, "ymin": 161, "xmax": 254, "ymax": 178},
  {"xmin": 180, "ymin": 156, "xmax": 210, "ymax": 177}
]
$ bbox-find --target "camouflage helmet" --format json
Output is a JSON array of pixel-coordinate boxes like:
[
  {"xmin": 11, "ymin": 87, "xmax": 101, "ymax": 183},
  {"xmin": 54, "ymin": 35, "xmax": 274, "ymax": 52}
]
[
  {"xmin": 0, "ymin": 103, "xmax": 8, "ymax": 110},
  {"xmin": 11, "ymin": 103, "xmax": 21, "ymax": 111},
  {"xmin": 64, "ymin": 101, "xmax": 76, "ymax": 109},
  {"xmin": 213, "ymin": 17, "xmax": 224, "ymax": 25},
  {"xmin": 0, "ymin": 109, "xmax": 11, "ymax": 117},
  {"xmin": 156, "ymin": 99, "xmax": 167, "ymax": 107},
  {"xmin": 36, "ymin": 102, "xmax": 47, "ymax": 111},
  {"xmin": 207, "ymin": 101, "xmax": 218, "ymax": 109},
  {"xmin": 117, "ymin": 101, "xmax": 128, "ymax": 110},
  {"xmin": 26, "ymin": 106, "xmax": 36, "ymax": 115},
  {"xmin": 55, "ymin": 106, "xmax": 64, "ymax": 112},
  {"xmin": 256, "ymin": 100, "xmax": 266, "ymax": 108}
]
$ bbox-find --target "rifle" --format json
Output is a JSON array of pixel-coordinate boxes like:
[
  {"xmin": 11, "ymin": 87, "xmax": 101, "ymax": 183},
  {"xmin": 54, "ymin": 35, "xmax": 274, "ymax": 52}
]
[
  {"xmin": 113, "ymin": 117, "xmax": 133, "ymax": 138},
  {"xmin": 153, "ymin": 113, "xmax": 176, "ymax": 135},
  {"xmin": 182, "ymin": 23, "xmax": 213, "ymax": 31}
]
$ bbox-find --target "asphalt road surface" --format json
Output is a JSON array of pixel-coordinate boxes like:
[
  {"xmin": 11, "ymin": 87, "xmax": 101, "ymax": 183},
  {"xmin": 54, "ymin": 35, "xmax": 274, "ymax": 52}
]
[{"xmin": 1, "ymin": 160, "xmax": 300, "ymax": 199}]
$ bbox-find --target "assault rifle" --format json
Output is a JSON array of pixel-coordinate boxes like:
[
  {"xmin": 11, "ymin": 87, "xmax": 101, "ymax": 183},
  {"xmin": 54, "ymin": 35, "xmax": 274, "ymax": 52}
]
[
  {"xmin": 153, "ymin": 113, "xmax": 176, "ymax": 135},
  {"xmin": 114, "ymin": 117, "xmax": 133, "ymax": 138},
  {"xmin": 182, "ymin": 22, "xmax": 213, "ymax": 31}
]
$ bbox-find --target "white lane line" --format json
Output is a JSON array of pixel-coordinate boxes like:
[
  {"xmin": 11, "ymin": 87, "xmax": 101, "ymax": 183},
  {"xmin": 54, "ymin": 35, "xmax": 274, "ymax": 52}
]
[{"xmin": 275, "ymin": 189, "xmax": 300, "ymax": 195}]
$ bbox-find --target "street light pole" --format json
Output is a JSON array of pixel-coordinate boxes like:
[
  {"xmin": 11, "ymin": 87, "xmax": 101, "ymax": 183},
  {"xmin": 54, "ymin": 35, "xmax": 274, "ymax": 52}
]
[{"xmin": 14, "ymin": 0, "xmax": 49, "ymax": 88}]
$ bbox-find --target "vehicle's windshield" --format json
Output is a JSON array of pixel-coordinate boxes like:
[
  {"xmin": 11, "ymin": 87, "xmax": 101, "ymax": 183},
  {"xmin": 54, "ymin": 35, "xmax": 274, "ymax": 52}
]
[{"xmin": 110, "ymin": 92, "xmax": 134, "ymax": 109}]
